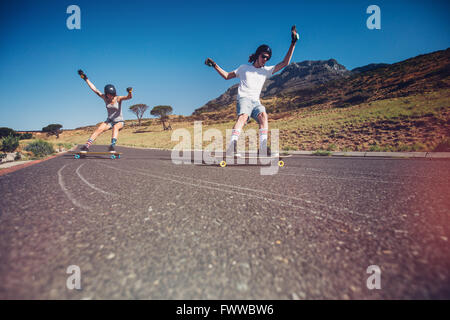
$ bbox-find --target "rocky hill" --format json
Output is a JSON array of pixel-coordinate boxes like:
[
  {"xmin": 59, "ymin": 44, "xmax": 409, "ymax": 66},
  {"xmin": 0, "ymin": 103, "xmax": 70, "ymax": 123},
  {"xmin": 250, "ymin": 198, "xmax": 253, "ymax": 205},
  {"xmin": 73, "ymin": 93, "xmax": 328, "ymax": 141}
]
[
  {"xmin": 194, "ymin": 59, "xmax": 350, "ymax": 115},
  {"xmin": 194, "ymin": 48, "xmax": 450, "ymax": 115},
  {"xmin": 351, "ymin": 63, "xmax": 390, "ymax": 74}
]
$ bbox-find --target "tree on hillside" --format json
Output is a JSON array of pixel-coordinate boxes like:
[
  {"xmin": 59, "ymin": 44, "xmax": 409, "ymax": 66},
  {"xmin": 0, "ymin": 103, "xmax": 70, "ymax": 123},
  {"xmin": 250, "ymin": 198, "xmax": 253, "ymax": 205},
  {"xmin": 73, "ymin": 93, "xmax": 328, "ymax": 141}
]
[
  {"xmin": 150, "ymin": 105, "xmax": 173, "ymax": 130},
  {"xmin": 42, "ymin": 124, "xmax": 63, "ymax": 138},
  {"xmin": 129, "ymin": 104, "xmax": 149, "ymax": 126},
  {"xmin": 0, "ymin": 127, "xmax": 16, "ymax": 138}
]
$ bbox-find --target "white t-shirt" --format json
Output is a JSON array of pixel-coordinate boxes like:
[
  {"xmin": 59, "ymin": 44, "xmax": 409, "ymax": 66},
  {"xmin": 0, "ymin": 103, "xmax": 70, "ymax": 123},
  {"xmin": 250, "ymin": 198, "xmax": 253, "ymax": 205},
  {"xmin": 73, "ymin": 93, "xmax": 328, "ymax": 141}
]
[{"xmin": 233, "ymin": 64, "xmax": 275, "ymax": 101}]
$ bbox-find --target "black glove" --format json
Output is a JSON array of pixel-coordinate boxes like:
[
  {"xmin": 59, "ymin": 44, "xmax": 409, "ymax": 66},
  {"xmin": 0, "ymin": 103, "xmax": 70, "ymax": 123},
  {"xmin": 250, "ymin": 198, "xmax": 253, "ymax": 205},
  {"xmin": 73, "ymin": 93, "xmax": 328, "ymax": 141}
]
[
  {"xmin": 205, "ymin": 58, "xmax": 216, "ymax": 68},
  {"xmin": 126, "ymin": 87, "xmax": 133, "ymax": 93},
  {"xmin": 78, "ymin": 69, "xmax": 88, "ymax": 80},
  {"xmin": 291, "ymin": 25, "xmax": 299, "ymax": 44}
]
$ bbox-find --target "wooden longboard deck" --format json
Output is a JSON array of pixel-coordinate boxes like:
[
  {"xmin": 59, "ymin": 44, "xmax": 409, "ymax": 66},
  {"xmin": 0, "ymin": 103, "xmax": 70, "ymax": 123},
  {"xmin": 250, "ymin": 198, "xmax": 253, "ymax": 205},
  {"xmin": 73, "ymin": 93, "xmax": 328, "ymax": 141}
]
[
  {"xmin": 71, "ymin": 151, "xmax": 122, "ymax": 155},
  {"xmin": 238, "ymin": 154, "xmax": 292, "ymax": 159},
  {"xmin": 212, "ymin": 154, "xmax": 291, "ymax": 159},
  {"xmin": 210, "ymin": 154, "xmax": 291, "ymax": 167}
]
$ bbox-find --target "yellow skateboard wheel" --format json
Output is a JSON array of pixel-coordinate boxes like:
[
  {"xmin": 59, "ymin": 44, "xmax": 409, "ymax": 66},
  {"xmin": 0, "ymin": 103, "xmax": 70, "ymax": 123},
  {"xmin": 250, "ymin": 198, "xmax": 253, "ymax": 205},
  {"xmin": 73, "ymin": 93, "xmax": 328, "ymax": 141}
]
[
  {"xmin": 278, "ymin": 160, "xmax": 285, "ymax": 167},
  {"xmin": 219, "ymin": 160, "xmax": 227, "ymax": 167}
]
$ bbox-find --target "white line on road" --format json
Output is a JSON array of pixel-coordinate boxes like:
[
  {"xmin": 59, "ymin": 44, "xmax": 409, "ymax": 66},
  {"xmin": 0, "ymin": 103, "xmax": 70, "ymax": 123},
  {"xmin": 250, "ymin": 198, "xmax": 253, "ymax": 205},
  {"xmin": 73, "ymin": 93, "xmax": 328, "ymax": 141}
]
[
  {"xmin": 75, "ymin": 163, "xmax": 115, "ymax": 196},
  {"xmin": 97, "ymin": 163, "xmax": 353, "ymax": 228},
  {"xmin": 277, "ymin": 171, "xmax": 404, "ymax": 184},
  {"xmin": 58, "ymin": 164, "xmax": 91, "ymax": 210},
  {"xmin": 161, "ymin": 172, "xmax": 372, "ymax": 220},
  {"xmin": 164, "ymin": 172, "xmax": 310, "ymax": 200}
]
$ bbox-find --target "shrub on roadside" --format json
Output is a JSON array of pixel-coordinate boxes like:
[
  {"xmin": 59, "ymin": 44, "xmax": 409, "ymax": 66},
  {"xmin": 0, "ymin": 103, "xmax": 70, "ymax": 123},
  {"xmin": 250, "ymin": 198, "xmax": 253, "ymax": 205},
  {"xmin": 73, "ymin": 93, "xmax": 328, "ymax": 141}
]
[
  {"xmin": 25, "ymin": 140, "xmax": 54, "ymax": 157},
  {"xmin": 57, "ymin": 142, "xmax": 74, "ymax": 150},
  {"xmin": 0, "ymin": 127, "xmax": 16, "ymax": 138},
  {"xmin": 19, "ymin": 133, "xmax": 33, "ymax": 140},
  {"xmin": 1, "ymin": 135, "xmax": 20, "ymax": 152},
  {"xmin": 313, "ymin": 150, "xmax": 332, "ymax": 156}
]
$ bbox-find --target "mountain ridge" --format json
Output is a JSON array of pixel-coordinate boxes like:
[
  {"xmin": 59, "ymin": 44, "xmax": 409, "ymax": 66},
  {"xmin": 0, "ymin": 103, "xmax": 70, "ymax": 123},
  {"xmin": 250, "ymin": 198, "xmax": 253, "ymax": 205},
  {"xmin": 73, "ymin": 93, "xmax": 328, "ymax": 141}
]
[{"xmin": 194, "ymin": 48, "xmax": 449, "ymax": 116}]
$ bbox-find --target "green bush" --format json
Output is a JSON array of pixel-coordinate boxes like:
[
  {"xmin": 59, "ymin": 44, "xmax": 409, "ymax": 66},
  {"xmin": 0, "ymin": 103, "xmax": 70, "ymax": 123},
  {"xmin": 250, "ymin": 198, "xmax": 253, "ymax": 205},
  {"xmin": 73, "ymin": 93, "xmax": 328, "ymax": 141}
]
[
  {"xmin": 19, "ymin": 133, "xmax": 33, "ymax": 140},
  {"xmin": 313, "ymin": 150, "xmax": 332, "ymax": 156},
  {"xmin": 1, "ymin": 135, "xmax": 20, "ymax": 152},
  {"xmin": 25, "ymin": 140, "xmax": 54, "ymax": 157},
  {"xmin": 0, "ymin": 127, "xmax": 16, "ymax": 138},
  {"xmin": 57, "ymin": 142, "xmax": 74, "ymax": 150},
  {"xmin": 282, "ymin": 145, "xmax": 297, "ymax": 151},
  {"xmin": 369, "ymin": 144, "xmax": 383, "ymax": 152}
]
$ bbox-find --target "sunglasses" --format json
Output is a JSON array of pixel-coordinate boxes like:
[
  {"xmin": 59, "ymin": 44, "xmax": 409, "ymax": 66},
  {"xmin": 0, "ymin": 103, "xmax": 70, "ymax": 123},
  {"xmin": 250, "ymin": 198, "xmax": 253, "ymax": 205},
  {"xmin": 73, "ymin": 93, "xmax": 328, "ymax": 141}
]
[{"xmin": 261, "ymin": 54, "xmax": 270, "ymax": 61}]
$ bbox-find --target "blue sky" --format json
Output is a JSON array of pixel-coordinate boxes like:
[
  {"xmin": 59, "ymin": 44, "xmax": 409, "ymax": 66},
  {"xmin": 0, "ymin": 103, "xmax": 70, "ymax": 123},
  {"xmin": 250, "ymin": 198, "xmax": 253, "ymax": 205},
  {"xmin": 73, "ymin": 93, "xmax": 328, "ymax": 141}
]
[{"xmin": 0, "ymin": 0, "xmax": 449, "ymax": 130}]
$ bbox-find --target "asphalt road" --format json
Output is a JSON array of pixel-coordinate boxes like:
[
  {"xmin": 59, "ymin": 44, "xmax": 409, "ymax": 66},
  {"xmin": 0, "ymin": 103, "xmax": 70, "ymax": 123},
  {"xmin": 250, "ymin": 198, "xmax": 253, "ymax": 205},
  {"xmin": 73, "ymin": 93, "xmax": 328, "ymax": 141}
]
[{"xmin": 0, "ymin": 146, "xmax": 449, "ymax": 299}]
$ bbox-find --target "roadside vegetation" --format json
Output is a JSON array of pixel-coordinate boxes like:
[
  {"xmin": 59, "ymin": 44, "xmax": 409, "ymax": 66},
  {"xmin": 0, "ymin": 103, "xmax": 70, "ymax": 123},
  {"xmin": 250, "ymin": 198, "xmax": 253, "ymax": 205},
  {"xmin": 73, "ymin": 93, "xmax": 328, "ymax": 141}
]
[{"xmin": 41, "ymin": 89, "xmax": 449, "ymax": 152}]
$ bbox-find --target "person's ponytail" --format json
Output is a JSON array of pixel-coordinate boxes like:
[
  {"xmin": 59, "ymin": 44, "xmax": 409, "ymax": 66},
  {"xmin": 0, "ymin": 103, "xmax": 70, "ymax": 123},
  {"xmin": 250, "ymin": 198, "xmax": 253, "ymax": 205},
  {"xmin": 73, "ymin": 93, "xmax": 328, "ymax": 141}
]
[{"xmin": 248, "ymin": 53, "xmax": 257, "ymax": 63}]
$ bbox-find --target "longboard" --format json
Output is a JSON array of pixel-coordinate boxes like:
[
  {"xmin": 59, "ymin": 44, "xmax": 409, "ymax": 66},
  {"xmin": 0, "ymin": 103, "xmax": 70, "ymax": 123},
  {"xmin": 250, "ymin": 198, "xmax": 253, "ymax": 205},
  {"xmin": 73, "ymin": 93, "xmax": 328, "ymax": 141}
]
[
  {"xmin": 212, "ymin": 154, "xmax": 292, "ymax": 167},
  {"xmin": 70, "ymin": 151, "xmax": 122, "ymax": 159}
]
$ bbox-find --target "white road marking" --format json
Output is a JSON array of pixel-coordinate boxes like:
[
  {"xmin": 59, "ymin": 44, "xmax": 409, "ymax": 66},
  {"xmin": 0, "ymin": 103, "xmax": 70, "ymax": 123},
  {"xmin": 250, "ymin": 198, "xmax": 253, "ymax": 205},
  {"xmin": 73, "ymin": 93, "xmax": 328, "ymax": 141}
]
[
  {"xmin": 58, "ymin": 164, "xmax": 90, "ymax": 210},
  {"xmin": 164, "ymin": 172, "xmax": 310, "ymax": 200},
  {"xmin": 277, "ymin": 171, "xmax": 404, "ymax": 184},
  {"xmin": 98, "ymin": 163, "xmax": 353, "ymax": 228},
  {"xmin": 75, "ymin": 163, "xmax": 115, "ymax": 196}
]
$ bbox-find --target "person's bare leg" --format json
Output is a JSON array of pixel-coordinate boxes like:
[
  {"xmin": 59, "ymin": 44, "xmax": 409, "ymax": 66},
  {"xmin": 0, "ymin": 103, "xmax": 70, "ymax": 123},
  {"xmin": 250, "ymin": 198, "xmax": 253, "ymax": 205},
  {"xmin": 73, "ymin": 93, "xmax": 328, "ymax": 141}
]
[
  {"xmin": 233, "ymin": 114, "xmax": 249, "ymax": 130},
  {"xmin": 257, "ymin": 112, "xmax": 269, "ymax": 154},
  {"xmin": 111, "ymin": 122, "xmax": 123, "ymax": 140},
  {"xmin": 227, "ymin": 114, "xmax": 249, "ymax": 155},
  {"xmin": 82, "ymin": 122, "xmax": 109, "ymax": 150},
  {"xmin": 109, "ymin": 122, "xmax": 124, "ymax": 151},
  {"xmin": 257, "ymin": 112, "xmax": 268, "ymax": 130}
]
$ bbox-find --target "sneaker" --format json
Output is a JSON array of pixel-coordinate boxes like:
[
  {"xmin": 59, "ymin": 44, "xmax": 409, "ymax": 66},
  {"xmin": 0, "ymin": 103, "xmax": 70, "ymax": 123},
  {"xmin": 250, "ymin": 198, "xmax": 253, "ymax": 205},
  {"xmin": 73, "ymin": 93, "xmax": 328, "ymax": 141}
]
[
  {"xmin": 108, "ymin": 145, "xmax": 115, "ymax": 153},
  {"xmin": 80, "ymin": 145, "xmax": 89, "ymax": 153},
  {"xmin": 226, "ymin": 140, "xmax": 241, "ymax": 157}
]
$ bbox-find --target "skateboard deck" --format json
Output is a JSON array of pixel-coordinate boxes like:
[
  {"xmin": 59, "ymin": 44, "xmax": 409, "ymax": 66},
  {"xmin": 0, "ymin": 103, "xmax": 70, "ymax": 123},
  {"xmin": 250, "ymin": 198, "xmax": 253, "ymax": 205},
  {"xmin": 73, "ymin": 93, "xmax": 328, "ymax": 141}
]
[
  {"xmin": 211, "ymin": 154, "xmax": 291, "ymax": 167},
  {"xmin": 238, "ymin": 154, "xmax": 292, "ymax": 159},
  {"xmin": 70, "ymin": 151, "xmax": 122, "ymax": 159}
]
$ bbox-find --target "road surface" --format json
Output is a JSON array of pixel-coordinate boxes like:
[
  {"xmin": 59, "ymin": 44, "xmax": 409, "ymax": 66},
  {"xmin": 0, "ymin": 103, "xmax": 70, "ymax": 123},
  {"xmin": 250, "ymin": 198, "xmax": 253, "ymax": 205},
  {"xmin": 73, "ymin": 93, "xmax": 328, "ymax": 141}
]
[{"xmin": 0, "ymin": 146, "xmax": 449, "ymax": 299}]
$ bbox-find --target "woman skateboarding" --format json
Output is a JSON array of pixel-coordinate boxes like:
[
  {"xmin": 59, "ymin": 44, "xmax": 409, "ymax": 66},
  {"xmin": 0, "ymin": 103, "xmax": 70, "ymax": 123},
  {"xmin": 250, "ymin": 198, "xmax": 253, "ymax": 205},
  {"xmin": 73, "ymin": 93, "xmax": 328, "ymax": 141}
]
[
  {"xmin": 205, "ymin": 26, "xmax": 299, "ymax": 156},
  {"xmin": 77, "ymin": 70, "xmax": 133, "ymax": 152}
]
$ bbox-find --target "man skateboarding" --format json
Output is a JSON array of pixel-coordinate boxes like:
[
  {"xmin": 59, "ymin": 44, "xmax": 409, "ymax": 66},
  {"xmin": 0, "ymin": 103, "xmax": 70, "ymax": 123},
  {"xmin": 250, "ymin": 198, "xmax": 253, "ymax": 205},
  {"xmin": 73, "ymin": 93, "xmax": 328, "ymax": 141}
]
[
  {"xmin": 205, "ymin": 26, "xmax": 299, "ymax": 157},
  {"xmin": 77, "ymin": 69, "xmax": 133, "ymax": 152}
]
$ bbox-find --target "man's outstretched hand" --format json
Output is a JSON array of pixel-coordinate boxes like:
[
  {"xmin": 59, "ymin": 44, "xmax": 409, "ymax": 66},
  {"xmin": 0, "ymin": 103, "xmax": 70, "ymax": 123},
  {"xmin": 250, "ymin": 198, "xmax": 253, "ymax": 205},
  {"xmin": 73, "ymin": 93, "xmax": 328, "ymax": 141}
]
[
  {"xmin": 78, "ymin": 69, "xmax": 88, "ymax": 80},
  {"xmin": 291, "ymin": 25, "xmax": 299, "ymax": 44},
  {"xmin": 126, "ymin": 87, "xmax": 133, "ymax": 93},
  {"xmin": 205, "ymin": 58, "xmax": 216, "ymax": 68}
]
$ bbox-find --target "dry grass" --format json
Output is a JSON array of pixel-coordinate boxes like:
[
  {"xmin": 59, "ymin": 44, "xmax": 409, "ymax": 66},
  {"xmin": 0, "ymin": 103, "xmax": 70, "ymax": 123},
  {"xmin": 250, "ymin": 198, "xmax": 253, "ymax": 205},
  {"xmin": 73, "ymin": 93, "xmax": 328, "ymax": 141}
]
[{"xmin": 42, "ymin": 89, "xmax": 450, "ymax": 152}]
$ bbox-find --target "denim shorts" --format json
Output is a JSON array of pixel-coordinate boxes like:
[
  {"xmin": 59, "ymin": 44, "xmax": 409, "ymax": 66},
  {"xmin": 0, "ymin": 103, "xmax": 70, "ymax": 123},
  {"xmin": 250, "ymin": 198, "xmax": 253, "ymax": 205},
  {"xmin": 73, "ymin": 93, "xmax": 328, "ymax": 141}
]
[
  {"xmin": 236, "ymin": 97, "xmax": 266, "ymax": 124},
  {"xmin": 104, "ymin": 119, "xmax": 125, "ymax": 128}
]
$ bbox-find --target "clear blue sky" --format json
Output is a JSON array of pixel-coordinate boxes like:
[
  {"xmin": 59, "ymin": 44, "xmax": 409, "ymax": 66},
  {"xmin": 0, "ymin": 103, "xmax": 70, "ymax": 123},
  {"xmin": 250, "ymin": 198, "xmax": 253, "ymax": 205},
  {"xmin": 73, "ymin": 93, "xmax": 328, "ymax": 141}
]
[{"xmin": 0, "ymin": 0, "xmax": 449, "ymax": 130}]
